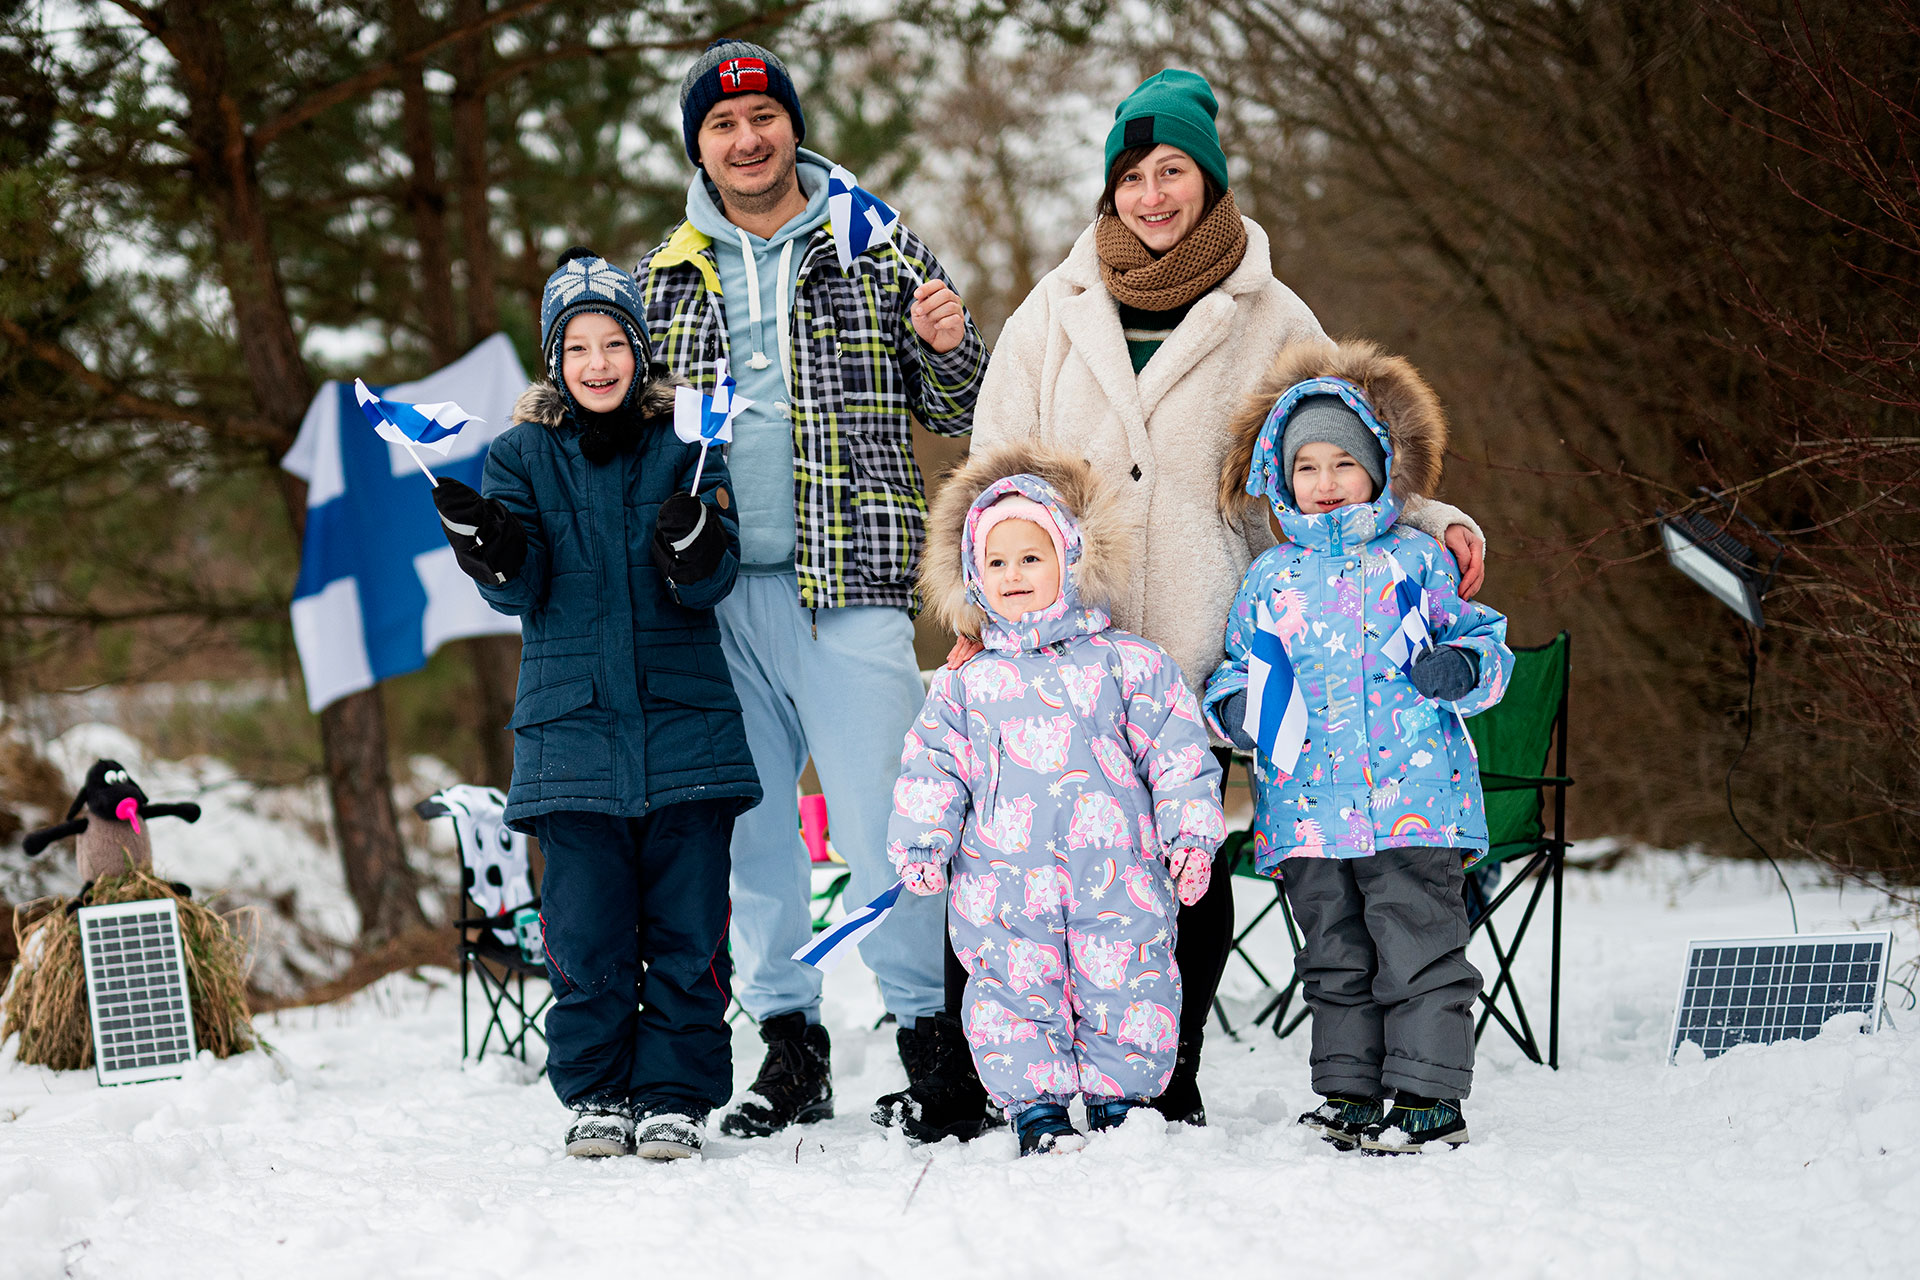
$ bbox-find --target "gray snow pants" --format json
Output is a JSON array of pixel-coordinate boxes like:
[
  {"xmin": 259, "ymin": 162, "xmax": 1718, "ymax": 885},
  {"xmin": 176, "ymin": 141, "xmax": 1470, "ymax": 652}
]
[{"xmin": 1281, "ymin": 847, "xmax": 1482, "ymax": 1100}]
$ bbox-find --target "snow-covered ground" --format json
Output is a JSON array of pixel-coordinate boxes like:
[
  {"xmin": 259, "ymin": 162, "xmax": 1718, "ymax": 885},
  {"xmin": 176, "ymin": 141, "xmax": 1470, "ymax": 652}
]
[{"xmin": 4, "ymin": 830, "xmax": 1916, "ymax": 1279}]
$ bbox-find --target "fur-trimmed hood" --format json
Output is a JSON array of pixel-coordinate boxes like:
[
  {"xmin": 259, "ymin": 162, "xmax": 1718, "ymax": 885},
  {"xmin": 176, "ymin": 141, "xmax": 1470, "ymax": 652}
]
[
  {"xmin": 922, "ymin": 444, "xmax": 1138, "ymax": 643},
  {"xmin": 510, "ymin": 372, "xmax": 679, "ymax": 431},
  {"xmin": 1217, "ymin": 338, "xmax": 1448, "ymax": 515}
]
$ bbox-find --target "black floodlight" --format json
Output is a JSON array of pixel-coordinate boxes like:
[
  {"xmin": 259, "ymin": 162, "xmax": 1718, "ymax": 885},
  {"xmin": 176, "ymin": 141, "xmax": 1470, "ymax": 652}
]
[{"xmin": 1657, "ymin": 490, "xmax": 1784, "ymax": 628}]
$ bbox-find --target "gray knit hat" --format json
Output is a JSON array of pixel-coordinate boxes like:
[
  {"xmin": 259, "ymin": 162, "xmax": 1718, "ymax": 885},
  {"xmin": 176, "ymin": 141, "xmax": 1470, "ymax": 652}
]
[
  {"xmin": 679, "ymin": 40, "xmax": 806, "ymax": 162},
  {"xmin": 1281, "ymin": 395, "xmax": 1387, "ymax": 500}
]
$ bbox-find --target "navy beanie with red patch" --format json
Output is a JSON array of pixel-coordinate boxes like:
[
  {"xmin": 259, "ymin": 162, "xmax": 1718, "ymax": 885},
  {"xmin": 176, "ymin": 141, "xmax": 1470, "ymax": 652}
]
[{"xmin": 679, "ymin": 40, "xmax": 806, "ymax": 163}]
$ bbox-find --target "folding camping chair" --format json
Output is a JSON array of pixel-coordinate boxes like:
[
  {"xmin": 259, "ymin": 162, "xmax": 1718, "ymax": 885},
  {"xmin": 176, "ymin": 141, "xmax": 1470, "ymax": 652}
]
[
  {"xmin": 415, "ymin": 785, "xmax": 553, "ymax": 1065},
  {"xmin": 1212, "ymin": 633, "xmax": 1573, "ymax": 1068}
]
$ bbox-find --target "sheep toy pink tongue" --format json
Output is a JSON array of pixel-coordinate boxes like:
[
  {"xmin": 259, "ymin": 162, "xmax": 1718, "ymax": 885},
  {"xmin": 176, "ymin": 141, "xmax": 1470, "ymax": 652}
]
[{"xmin": 115, "ymin": 796, "xmax": 143, "ymax": 835}]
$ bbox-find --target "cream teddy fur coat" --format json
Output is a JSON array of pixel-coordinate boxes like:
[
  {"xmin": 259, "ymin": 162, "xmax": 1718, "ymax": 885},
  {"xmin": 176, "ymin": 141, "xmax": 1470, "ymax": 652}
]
[{"xmin": 967, "ymin": 216, "xmax": 1481, "ymax": 694}]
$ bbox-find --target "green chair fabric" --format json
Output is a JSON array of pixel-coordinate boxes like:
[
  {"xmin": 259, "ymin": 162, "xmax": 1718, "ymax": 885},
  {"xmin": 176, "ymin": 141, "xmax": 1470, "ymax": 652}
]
[
  {"xmin": 1472, "ymin": 631, "xmax": 1572, "ymax": 864},
  {"xmin": 1461, "ymin": 632, "xmax": 1572, "ymax": 1067}
]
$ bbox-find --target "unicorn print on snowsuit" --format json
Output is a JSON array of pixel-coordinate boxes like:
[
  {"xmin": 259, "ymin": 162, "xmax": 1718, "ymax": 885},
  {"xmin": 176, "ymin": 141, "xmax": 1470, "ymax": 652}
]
[
  {"xmin": 1203, "ymin": 340, "xmax": 1512, "ymax": 874},
  {"xmin": 886, "ymin": 446, "xmax": 1224, "ymax": 1119}
]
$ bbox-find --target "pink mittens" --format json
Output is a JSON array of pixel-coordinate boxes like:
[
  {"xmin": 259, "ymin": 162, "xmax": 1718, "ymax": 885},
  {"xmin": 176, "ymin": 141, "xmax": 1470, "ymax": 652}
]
[
  {"xmin": 1168, "ymin": 845, "xmax": 1212, "ymax": 907},
  {"xmin": 900, "ymin": 861, "xmax": 949, "ymax": 896}
]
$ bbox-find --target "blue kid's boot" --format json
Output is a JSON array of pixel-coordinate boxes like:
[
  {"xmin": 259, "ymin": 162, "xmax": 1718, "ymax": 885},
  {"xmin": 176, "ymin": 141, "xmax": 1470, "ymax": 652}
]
[
  {"xmin": 1086, "ymin": 1098, "xmax": 1144, "ymax": 1132},
  {"xmin": 1013, "ymin": 1103, "xmax": 1086, "ymax": 1156}
]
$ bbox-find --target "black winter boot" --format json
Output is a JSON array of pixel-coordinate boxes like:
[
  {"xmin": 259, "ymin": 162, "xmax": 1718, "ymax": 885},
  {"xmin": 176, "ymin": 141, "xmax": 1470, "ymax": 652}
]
[
  {"xmin": 870, "ymin": 1012, "xmax": 993, "ymax": 1142},
  {"xmin": 1149, "ymin": 1043, "xmax": 1207, "ymax": 1126},
  {"xmin": 719, "ymin": 1012, "xmax": 833, "ymax": 1138}
]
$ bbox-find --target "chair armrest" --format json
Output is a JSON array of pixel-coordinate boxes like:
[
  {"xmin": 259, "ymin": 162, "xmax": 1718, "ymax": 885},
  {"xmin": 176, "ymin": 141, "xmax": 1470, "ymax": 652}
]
[{"xmin": 1479, "ymin": 772, "xmax": 1575, "ymax": 792}]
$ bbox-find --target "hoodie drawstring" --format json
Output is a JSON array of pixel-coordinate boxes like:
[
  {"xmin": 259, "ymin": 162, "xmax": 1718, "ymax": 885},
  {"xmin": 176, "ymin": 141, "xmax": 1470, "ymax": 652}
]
[{"xmin": 735, "ymin": 227, "xmax": 796, "ymax": 398}]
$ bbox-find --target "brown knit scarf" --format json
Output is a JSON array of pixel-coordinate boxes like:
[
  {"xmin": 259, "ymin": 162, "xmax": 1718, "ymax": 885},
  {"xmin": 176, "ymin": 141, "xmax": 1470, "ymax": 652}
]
[{"xmin": 1095, "ymin": 191, "xmax": 1249, "ymax": 310}]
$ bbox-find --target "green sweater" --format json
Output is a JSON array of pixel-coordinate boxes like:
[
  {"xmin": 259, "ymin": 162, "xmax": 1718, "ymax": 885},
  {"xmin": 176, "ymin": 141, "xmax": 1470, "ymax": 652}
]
[{"xmin": 1118, "ymin": 299, "xmax": 1198, "ymax": 373}]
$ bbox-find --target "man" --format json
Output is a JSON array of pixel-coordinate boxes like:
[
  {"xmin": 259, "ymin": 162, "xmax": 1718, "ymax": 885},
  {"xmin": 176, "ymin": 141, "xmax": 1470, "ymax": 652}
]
[{"xmin": 637, "ymin": 40, "xmax": 989, "ymax": 1139}]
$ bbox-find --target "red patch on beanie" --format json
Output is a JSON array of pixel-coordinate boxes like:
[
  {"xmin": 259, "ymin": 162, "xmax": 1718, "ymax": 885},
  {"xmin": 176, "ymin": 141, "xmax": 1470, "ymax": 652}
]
[{"xmin": 718, "ymin": 58, "xmax": 769, "ymax": 94}]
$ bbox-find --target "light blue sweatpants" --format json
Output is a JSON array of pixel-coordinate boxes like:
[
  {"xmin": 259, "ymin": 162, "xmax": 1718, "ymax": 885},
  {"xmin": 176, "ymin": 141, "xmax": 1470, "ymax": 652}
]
[{"xmin": 717, "ymin": 572, "xmax": 945, "ymax": 1026}]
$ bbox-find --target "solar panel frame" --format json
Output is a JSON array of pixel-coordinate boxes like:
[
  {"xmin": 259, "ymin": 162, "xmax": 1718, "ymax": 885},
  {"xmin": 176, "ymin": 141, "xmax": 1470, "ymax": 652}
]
[
  {"xmin": 77, "ymin": 898, "xmax": 199, "ymax": 1086},
  {"xmin": 1668, "ymin": 930, "xmax": 1891, "ymax": 1064}
]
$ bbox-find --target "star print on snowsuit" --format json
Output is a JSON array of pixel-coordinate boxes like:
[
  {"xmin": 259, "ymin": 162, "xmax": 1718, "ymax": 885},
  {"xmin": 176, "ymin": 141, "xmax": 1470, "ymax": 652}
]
[
  {"xmin": 887, "ymin": 459, "xmax": 1226, "ymax": 1112},
  {"xmin": 1203, "ymin": 351, "xmax": 1513, "ymax": 877}
]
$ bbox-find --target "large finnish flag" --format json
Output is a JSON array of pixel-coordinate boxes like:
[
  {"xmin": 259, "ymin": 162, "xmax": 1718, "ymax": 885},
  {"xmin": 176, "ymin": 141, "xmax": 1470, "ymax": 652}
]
[
  {"xmin": 1244, "ymin": 598, "xmax": 1310, "ymax": 776},
  {"xmin": 282, "ymin": 334, "xmax": 527, "ymax": 713},
  {"xmin": 792, "ymin": 879, "xmax": 905, "ymax": 971}
]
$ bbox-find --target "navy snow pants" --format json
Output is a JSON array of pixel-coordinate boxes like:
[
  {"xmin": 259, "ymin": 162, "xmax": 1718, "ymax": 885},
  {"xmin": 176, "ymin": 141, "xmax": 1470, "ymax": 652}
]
[{"xmin": 534, "ymin": 801, "xmax": 734, "ymax": 1117}]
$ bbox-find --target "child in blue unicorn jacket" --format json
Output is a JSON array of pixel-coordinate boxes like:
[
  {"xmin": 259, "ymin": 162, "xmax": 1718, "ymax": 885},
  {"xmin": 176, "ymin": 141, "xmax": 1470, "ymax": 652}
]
[
  {"xmin": 887, "ymin": 446, "xmax": 1227, "ymax": 1157},
  {"xmin": 1204, "ymin": 339, "xmax": 1513, "ymax": 1154}
]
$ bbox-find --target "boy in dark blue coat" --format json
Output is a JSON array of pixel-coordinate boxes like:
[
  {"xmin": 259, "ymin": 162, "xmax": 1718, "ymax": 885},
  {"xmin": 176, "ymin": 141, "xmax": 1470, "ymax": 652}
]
[{"xmin": 432, "ymin": 249, "xmax": 762, "ymax": 1160}]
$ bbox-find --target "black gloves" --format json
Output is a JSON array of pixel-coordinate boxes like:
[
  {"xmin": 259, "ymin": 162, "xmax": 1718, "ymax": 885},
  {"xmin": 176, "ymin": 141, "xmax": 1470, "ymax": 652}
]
[
  {"xmin": 651, "ymin": 492, "xmax": 726, "ymax": 588},
  {"xmin": 1408, "ymin": 645, "xmax": 1480, "ymax": 701},
  {"xmin": 432, "ymin": 478, "xmax": 527, "ymax": 585},
  {"xmin": 1218, "ymin": 690, "xmax": 1258, "ymax": 752}
]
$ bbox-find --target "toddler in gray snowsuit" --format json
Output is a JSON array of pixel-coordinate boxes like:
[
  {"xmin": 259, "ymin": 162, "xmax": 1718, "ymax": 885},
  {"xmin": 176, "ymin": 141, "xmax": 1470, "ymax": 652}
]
[{"xmin": 888, "ymin": 446, "xmax": 1227, "ymax": 1156}]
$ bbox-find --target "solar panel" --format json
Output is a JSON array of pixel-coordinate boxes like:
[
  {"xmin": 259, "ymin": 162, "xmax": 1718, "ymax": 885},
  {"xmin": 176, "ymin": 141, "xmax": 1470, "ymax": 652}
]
[
  {"xmin": 1669, "ymin": 931, "xmax": 1891, "ymax": 1063},
  {"xmin": 77, "ymin": 898, "xmax": 199, "ymax": 1086}
]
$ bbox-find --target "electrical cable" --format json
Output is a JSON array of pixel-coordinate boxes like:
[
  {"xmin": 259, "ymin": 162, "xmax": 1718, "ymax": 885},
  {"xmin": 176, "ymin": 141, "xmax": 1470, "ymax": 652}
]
[{"xmin": 1726, "ymin": 625, "xmax": 1798, "ymax": 933}]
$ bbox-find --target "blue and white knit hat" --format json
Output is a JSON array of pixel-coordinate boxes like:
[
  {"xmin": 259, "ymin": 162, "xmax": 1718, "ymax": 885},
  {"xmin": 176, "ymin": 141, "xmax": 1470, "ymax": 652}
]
[
  {"xmin": 539, "ymin": 247, "xmax": 652, "ymax": 411},
  {"xmin": 679, "ymin": 39, "xmax": 806, "ymax": 162}
]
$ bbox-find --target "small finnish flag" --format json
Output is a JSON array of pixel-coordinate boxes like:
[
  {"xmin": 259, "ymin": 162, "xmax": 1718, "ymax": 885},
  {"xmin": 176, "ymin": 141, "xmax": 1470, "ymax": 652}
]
[
  {"xmin": 1380, "ymin": 558, "xmax": 1435, "ymax": 674},
  {"xmin": 792, "ymin": 879, "xmax": 905, "ymax": 971},
  {"xmin": 673, "ymin": 358, "xmax": 750, "ymax": 448},
  {"xmin": 354, "ymin": 378, "xmax": 481, "ymax": 454},
  {"xmin": 1244, "ymin": 598, "xmax": 1310, "ymax": 777},
  {"xmin": 1380, "ymin": 557, "xmax": 1479, "ymax": 754},
  {"xmin": 827, "ymin": 164, "xmax": 900, "ymax": 271}
]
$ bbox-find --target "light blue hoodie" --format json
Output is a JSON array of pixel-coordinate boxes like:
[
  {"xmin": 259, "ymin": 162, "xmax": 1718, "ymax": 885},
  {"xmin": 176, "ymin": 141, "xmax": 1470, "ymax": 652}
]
[{"xmin": 685, "ymin": 149, "xmax": 834, "ymax": 570}]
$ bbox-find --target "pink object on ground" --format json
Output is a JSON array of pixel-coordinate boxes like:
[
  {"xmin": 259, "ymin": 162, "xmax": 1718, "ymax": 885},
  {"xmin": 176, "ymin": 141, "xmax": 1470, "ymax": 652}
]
[
  {"xmin": 799, "ymin": 792, "xmax": 831, "ymax": 862},
  {"xmin": 115, "ymin": 796, "xmax": 143, "ymax": 835}
]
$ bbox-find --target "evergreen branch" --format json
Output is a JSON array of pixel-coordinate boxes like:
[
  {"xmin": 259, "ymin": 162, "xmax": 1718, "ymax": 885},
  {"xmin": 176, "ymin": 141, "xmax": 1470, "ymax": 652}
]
[
  {"xmin": 252, "ymin": 0, "xmax": 557, "ymax": 150},
  {"xmin": 476, "ymin": 1, "xmax": 820, "ymax": 94},
  {"xmin": 0, "ymin": 316, "xmax": 285, "ymax": 450}
]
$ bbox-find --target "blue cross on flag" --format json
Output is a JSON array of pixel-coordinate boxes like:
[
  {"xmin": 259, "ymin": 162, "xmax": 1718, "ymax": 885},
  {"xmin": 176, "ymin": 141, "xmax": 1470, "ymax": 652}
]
[
  {"xmin": 827, "ymin": 164, "xmax": 901, "ymax": 271},
  {"xmin": 1244, "ymin": 597, "xmax": 1310, "ymax": 777},
  {"xmin": 354, "ymin": 378, "xmax": 484, "ymax": 485},
  {"xmin": 1380, "ymin": 557, "xmax": 1435, "ymax": 675},
  {"xmin": 353, "ymin": 379, "xmax": 479, "ymax": 453},
  {"xmin": 672, "ymin": 358, "xmax": 751, "ymax": 493},
  {"xmin": 792, "ymin": 879, "xmax": 905, "ymax": 971},
  {"xmin": 282, "ymin": 334, "xmax": 528, "ymax": 713},
  {"xmin": 1379, "ymin": 556, "xmax": 1479, "ymax": 754}
]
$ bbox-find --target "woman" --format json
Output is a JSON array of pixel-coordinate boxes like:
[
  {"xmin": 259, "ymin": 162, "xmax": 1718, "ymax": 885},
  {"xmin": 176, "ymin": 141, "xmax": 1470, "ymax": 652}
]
[{"xmin": 917, "ymin": 70, "xmax": 1486, "ymax": 1131}]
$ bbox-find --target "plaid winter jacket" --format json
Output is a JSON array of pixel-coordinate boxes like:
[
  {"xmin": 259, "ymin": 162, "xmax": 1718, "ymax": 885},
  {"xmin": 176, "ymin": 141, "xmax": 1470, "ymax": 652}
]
[{"xmin": 636, "ymin": 218, "xmax": 987, "ymax": 612}]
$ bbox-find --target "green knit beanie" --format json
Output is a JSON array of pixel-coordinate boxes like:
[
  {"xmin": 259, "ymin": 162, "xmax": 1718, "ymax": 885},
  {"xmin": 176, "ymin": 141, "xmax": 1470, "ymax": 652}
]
[{"xmin": 1104, "ymin": 69, "xmax": 1229, "ymax": 195}]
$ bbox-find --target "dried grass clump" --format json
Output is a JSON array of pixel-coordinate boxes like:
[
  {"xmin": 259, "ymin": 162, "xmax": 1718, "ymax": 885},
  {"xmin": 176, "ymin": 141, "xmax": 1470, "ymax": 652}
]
[{"xmin": 2, "ymin": 870, "xmax": 257, "ymax": 1070}]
